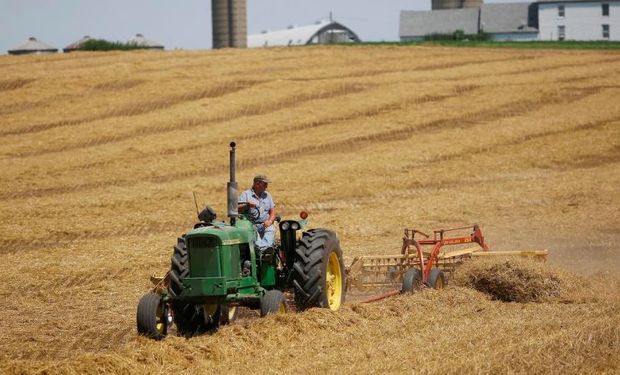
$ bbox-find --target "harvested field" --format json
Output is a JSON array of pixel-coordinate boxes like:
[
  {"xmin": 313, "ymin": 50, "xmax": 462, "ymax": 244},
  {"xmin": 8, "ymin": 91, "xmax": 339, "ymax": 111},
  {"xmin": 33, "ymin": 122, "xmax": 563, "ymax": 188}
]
[{"xmin": 0, "ymin": 45, "xmax": 619, "ymax": 374}]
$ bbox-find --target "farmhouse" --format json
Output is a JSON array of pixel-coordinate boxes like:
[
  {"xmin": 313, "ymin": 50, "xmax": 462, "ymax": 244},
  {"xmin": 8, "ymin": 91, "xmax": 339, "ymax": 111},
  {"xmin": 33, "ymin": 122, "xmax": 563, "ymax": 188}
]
[
  {"xmin": 248, "ymin": 20, "xmax": 361, "ymax": 48},
  {"xmin": 8, "ymin": 37, "xmax": 58, "ymax": 55},
  {"xmin": 400, "ymin": 0, "xmax": 619, "ymax": 41},
  {"xmin": 538, "ymin": 0, "xmax": 619, "ymax": 40}
]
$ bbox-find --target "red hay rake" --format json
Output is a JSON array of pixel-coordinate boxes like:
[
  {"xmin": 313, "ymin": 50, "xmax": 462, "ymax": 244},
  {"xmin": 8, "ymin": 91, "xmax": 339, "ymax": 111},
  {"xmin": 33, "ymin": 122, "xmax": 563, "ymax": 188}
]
[{"xmin": 345, "ymin": 224, "xmax": 547, "ymax": 303}]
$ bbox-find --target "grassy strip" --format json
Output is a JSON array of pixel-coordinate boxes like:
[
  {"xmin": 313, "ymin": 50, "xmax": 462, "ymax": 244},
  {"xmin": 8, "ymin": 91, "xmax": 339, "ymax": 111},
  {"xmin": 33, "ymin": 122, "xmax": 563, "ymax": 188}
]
[{"xmin": 346, "ymin": 40, "xmax": 620, "ymax": 50}]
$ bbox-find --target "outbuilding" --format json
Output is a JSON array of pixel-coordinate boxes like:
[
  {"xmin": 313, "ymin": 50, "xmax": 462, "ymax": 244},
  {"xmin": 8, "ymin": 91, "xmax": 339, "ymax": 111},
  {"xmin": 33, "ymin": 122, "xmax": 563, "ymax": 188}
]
[
  {"xmin": 248, "ymin": 20, "xmax": 361, "ymax": 48},
  {"xmin": 127, "ymin": 33, "xmax": 164, "ymax": 50},
  {"xmin": 8, "ymin": 37, "xmax": 58, "ymax": 55},
  {"xmin": 63, "ymin": 35, "xmax": 93, "ymax": 52}
]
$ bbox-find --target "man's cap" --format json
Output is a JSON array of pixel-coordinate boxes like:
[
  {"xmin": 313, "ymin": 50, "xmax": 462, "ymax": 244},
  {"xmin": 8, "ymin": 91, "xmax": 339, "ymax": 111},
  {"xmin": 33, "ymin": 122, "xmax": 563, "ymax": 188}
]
[{"xmin": 253, "ymin": 174, "xmax": 270, "ymax": 183}]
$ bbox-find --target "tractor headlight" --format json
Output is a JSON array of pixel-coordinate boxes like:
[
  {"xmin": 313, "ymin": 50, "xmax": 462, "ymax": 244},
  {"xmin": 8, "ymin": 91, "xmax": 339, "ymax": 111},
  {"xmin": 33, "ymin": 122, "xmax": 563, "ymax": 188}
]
[
  {"xmin": 281, "ymin": 222, "xmax": 290, "ymax": 231},
  {"xmin": 291, "ymin": 222, "xmax": 299, "ymax": 230}
]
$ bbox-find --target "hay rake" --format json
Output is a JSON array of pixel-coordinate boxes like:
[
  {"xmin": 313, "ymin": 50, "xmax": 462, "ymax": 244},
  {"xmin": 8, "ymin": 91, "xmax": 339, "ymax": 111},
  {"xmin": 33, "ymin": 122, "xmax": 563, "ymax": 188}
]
[{"xmin": 345, "ymin": 225, "xmax": 547, "ymax": 302}]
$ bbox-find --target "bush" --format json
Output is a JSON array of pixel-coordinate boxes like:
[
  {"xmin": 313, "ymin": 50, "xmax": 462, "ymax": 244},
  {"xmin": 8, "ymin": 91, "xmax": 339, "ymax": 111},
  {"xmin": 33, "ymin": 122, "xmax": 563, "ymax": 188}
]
[
  {"xmin": 78, "ymin": 39, "xmax": 146, "ymax": 51},
  {"xmin": 424, "ymin": 29, "xmax": 491, "ymax": 42}
]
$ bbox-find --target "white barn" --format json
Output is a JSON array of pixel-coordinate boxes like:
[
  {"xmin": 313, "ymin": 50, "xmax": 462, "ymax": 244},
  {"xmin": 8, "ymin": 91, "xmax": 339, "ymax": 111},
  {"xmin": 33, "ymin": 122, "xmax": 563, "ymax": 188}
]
[
  {"xmin": 537, "ymin": 0, "xmax": 620, "ymax": 40},
  {"xmin": 248, "ymin": 21, "xmax": 360, "ymax": 48}
]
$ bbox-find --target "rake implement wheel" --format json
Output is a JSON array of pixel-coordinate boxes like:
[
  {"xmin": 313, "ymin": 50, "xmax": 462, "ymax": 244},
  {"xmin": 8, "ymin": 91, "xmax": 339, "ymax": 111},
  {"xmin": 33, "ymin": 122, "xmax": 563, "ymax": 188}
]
[
  {"xmin": 261, "ymin": 290, "xmax": 287, "ymax": 317},
  {"xmin": 292, "ymin": 229, "xmax": 346, "ymax": 311},
  {"xmin": 427, "ymin": 267, "xmax": 445, "ymax": 289},
  {"xmin": 168, "ymin": 236, "xmax": 188, "ymax": 298},
  {"xmin": 401, "ymin": 268, "xmax": 422, "ymax": 293},
  {"xmin": 137, "ymin": 292, "xmax": 168, "ymax": 340}
]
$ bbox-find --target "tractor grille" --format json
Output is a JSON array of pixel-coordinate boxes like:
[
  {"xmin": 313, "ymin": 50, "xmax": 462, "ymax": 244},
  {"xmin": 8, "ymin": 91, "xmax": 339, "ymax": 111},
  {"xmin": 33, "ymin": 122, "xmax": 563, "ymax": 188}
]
[{"xmin": 188, "ymin": 237, "xmax": 221, "ymax": 278}]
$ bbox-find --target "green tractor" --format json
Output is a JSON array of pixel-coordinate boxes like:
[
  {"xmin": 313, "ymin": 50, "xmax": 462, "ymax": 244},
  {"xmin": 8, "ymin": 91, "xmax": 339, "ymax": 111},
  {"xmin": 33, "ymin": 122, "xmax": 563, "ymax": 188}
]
[{"xmin": 137, "ymin": 142, "xmax": 346, "ymax": 340}]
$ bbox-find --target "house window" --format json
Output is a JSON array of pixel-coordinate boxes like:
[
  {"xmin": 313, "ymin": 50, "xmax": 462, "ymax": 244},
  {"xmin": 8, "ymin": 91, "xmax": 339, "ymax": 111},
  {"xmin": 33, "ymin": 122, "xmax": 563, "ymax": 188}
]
[
  {"xmin": 602, "ymin": 24, "xmax": 610, "ymax": 39},
  {"xmin": 558, "ymin": 25, "xmax": 566, "ymax": 40},
  {"xmin": 558, "ymin": 5, "xmax": 565, "ymax": 17},
  {"xmin": 602, "ymin": 3, "xmax": 610, "ymax": 16}
]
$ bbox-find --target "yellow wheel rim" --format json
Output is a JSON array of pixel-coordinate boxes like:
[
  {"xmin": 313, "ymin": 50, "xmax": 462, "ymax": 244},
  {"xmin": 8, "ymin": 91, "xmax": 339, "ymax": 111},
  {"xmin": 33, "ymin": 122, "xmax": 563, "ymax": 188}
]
[
  {"xmin": 326, "ymin": 252, "xmax": 343, "ymax": 311},
  {"xmin": 228, "ymin": 305, "xmax": 237, "ymax": 320},
  {"xmin": 436, "ymin": 277, "xmax": 444, "ymax": 290},
  {"xmin": 155, "ymin": 303, "xmax": 165, "ymax": 334},
  {"xmin": 204, "ymin": 304, "xmax": 218, "ymax": 317}
]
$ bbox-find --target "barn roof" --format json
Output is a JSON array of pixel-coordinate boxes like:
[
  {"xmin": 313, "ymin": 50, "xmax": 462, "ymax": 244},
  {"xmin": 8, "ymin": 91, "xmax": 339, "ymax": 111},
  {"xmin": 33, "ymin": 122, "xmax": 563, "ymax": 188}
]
[
  {"xmin": 8, "ymin": 37, "xmax": 58, "ymax": 55},
  {"xmin": 127, "ymin": 33, "xmax": 164, "ymax": 49},
  {"xmin": 248, "ymin": 20, "xmax": 360, "ymax": 48},
  {"xmin": 399, "ymin": 8, "xmax": 480, "ymax": 38},
  {"xmin": 63, "ymin": 35, "xmax": 93, "ymax": 52},
  {"xmin": 480, "ymin": 3, "xmax": 538, "ymax": 33}
]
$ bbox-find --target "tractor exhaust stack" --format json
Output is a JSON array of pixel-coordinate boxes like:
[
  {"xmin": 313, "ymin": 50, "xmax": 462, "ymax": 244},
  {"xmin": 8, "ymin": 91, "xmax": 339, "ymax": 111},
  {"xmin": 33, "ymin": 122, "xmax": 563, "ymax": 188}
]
[{"xmin": 227, "ymin": 141, "xmax": 238, "ymax": 224}]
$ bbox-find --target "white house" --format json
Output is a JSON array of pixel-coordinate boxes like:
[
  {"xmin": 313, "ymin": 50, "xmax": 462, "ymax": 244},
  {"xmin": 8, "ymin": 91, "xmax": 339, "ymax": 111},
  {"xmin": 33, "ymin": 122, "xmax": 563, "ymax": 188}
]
[
  {"xmin": 400, "ymin": 0, "xmax": 620, "ymax": 41},
  {"xmin": 537, "ymin": 0, "xmax": 620, "ymax": 40}
]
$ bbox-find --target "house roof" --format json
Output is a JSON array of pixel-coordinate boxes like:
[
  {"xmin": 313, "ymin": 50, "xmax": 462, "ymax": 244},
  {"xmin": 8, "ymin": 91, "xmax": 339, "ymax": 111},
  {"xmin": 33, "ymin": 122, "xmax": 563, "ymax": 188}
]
[
  {"xmin": 248, "ymin": 21, "xmax": 360, "ymax": 48},
  {"xmin": 480, "ymin": 3, "xmax": 538, "ymax": 33},
  {"xmin": 127, "ymin": 33, "xmax": 164, "ymax": 49},
  {"xmin": 8, "ymin": 37, "xmax": 58, "ymax": 54},
  {"xmin": 399, "ymin": 8, "xmax": 480, "ymax": 37},
  {"xmin": 536, "ymin": 0, "xmax": 619, "ymax": 3},
  {"xmin": 63, "ymin": 35, "xmax": 93, "ymax": 52}
]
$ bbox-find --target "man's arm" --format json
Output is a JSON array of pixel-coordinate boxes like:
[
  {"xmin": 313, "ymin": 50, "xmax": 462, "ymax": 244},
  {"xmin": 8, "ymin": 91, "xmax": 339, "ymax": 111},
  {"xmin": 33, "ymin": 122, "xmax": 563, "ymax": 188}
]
[{"xmin": 263, "ymin": 207, "xmax": 276, "ymax": 228}]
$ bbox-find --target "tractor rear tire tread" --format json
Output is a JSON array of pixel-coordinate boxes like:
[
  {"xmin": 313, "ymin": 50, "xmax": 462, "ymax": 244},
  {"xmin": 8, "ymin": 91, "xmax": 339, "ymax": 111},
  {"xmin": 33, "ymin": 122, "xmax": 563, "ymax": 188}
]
[
  {"xmin": 168, "ymin": 236, "xmax": 188, "ymax": 298},
  {"xmin": 292, "ymin": 229, "xmax": 346, "ymax": 311}
]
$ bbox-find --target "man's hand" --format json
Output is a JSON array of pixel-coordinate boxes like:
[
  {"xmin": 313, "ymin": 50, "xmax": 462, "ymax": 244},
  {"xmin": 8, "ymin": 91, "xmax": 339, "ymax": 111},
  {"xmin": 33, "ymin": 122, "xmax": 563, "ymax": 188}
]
[{"xmin": 263, "ymin": 219, "xmax": 273, "ymax": 228}]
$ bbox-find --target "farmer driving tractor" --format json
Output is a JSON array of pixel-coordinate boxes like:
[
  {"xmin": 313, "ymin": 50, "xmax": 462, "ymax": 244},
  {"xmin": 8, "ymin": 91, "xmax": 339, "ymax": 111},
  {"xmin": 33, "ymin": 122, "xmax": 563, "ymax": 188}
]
[{"xmin": 237, "ymin": 174, "xmax": 277, "ymax": 255}]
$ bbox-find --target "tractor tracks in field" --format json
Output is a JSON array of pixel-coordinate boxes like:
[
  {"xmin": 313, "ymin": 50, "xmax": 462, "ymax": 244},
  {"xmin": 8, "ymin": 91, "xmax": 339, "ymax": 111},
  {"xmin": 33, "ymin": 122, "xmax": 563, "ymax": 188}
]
[
  {"xmin": 0, "ymin": 221, "xmax": 182, "ymax": 254},
  {"xmin": 0, "ymin": 78, "xmax": 35, "ymax": 92},
  {"xmin": 279, "ymin": 117, "xmax": 620, "ymax": 213},
  {"xmin": 0, "ymin": 83, "xmax": 611, "ymax": 202},
  {"xmin": 6, "ymin": 82, "xmax": 370, "ymax": 158},
  {"xmin": 0, "ymin": 79, "xmax": 264, "ymax": 138}
]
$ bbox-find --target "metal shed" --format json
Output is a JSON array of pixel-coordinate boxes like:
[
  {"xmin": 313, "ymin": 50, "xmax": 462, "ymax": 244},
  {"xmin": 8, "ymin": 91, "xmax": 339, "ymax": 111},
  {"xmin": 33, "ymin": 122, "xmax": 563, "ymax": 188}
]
[
  {"xmin": 248, "ymin": 21, "xmax": 361, "ymax": 48},
  {"xmin": 8, "ymin": 37, "xmax": 58, "ymax": 55},
  {"xmin": 127, "ymin": 34, "xmax": 164, "ymax": 50}
]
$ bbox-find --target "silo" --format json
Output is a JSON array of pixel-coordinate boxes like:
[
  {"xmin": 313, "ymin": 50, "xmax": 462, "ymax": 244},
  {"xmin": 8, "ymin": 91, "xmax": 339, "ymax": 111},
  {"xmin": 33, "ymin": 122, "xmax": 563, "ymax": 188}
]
[
  {"xmin": 432, "ymin": 0, "xmax": 483, "ymax": 10},
  {"xmin": 212, "ymin": 0, "xmax": 247, "ymax": 49}
]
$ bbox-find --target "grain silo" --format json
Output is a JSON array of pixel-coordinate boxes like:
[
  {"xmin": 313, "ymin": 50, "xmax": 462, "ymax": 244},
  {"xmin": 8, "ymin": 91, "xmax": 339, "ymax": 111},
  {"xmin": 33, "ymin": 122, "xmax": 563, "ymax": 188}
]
[
  {"xmin": 212, "ymin": 0, "xmax": 247, "ymax": 48},
  {"xmin": 432, "ymin": 0, "xmax": 483, "ymax": 10}
]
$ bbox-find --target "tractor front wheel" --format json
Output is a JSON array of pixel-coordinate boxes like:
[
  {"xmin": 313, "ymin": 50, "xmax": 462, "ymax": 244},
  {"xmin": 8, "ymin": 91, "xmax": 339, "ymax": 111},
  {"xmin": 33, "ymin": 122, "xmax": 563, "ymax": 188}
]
[
  {"xmin": 292, "ymin": 229, "xmax": 346, "ymax": 311},
  {"xmin": 171, "ymin": 302, "xmax": 209, "ymax": 337},
  {"xmin": 261, "ymin": 290, "xmax": 286, "ymax": 317},
  {"xmin": 137, "ymin": 292, "xmax": 168, "ymax": 340}
]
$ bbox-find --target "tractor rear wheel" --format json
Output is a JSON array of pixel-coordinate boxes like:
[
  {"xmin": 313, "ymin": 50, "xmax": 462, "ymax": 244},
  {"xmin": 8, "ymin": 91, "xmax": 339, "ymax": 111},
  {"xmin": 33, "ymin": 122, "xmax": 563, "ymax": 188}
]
[
  {"xmin": 137, "ymin": 292, "xmax": 168, "ymax": 340},
  {"xmin": 401, "ymin": 268, "xmax": 422, "ymax": 293},
  {"xmin": 292, "ymin": 229, "xmax": 346, "ymax": 311},
  {"xmin": 427, "ymin": 268, "xmax": 445, "ymax": 289},
  {"xmin": 168, "ymin": 236, "xmax": 188, "ymax": 298},
  {"xmin": 261, "ymin": 290, "xmax": 286, "ymax": 317}
]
